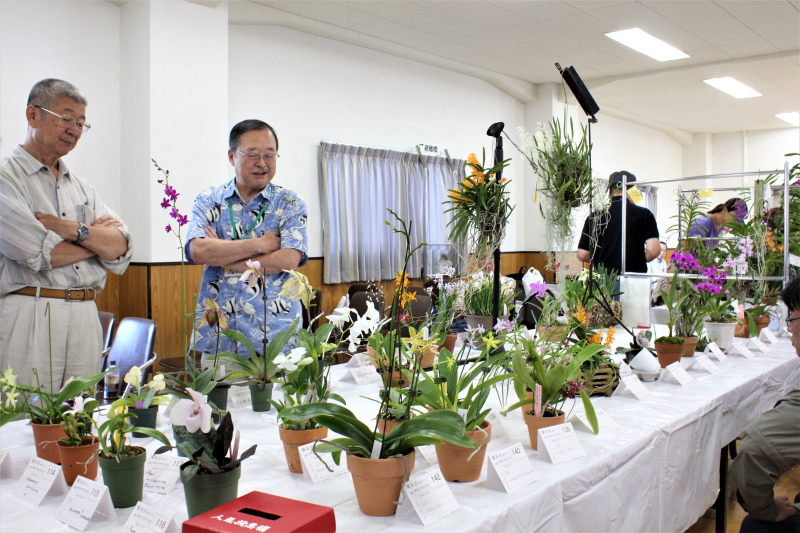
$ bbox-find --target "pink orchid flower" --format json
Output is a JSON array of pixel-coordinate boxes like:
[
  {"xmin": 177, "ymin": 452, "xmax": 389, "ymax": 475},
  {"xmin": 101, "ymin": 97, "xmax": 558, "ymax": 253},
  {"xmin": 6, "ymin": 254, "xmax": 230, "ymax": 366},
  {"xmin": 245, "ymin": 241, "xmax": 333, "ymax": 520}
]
[
  {"xmin": 239, "ymin": 260, "xmax": 262, "ymax": 287},
  {"xmin": 171, "ymin": 388, "xmax": 212, "ymax": 433}
]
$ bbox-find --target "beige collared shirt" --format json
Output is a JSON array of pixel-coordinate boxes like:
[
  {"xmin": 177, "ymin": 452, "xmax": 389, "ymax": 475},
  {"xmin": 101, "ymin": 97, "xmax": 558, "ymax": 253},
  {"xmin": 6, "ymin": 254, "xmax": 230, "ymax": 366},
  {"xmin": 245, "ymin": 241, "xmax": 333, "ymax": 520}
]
[{"xmin": 0, "ymin": 145, "xmax": 132, "ymax": 295}]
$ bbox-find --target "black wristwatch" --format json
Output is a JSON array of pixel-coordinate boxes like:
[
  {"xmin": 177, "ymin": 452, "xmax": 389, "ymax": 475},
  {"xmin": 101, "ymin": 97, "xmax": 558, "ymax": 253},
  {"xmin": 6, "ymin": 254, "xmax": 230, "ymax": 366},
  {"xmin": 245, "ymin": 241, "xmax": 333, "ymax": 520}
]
[{"xmin": 74, "ymin": 222, "xmax": 89, "ymax": 244}]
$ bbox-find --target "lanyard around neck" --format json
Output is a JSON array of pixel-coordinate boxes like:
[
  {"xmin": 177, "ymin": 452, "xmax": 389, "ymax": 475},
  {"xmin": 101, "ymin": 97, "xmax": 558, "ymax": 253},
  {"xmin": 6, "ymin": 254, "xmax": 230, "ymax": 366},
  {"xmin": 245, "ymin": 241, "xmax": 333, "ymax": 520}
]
[{"xmin": 225, "ymin": 182, "xmax": 272, "ymax": 240}]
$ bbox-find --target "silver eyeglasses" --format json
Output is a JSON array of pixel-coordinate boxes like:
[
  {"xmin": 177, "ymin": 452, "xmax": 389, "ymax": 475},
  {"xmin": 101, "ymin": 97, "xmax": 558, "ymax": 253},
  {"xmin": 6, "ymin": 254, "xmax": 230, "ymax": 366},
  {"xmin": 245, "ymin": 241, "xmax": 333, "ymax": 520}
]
[
  {"xmin": 236, "ymin": 149, "xmax": 279, "ymax": 162},
  {"xmin": 34, "ymin": 105, "xmax": 91, "ymax": 133}
]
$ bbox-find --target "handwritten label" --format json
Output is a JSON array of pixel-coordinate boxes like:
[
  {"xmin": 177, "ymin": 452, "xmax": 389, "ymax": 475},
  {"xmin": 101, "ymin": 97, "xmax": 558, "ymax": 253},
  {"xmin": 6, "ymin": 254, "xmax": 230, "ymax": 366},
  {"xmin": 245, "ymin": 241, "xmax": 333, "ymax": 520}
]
[
  {"xmin": 143, "ymin": 454, "xmax": 184, "ymax": 495},
  {"xmin": 227, "ymin": 386, "xmax": 252, "ymax": 409},
  {"xmin": 537, "ymin": 423, "xmax": 586, "ymax": 464},
  {"xmin": 749, "ymin": 337, "xmax": 770, "ymax": 353},
  {"xmin": 760, "ymin": 328, "xmax": 779, "ymax": 344},
  {"xmin": 418, "ymin": 445, "xmax": 438, "ymax": 466},
  {"xmin": 299, "ymin": 442, "xmax": 348, "ymax": 483},
  {"xmin": 56, "ymin": 476, "xmax": 117, "ymax": 531},
  {"xmin": 612, "ymin": 374, "xmax": 651, "ymax": 400},
  {"xmin": 705, "ymin": 342, "xmax": 728, "ymax": 362},
  {"xmin": 730, "ymin": 342, "xmax": 756, "ymax": 359},
  {"xmin": 403, "ymin": 471, "xmax": 460, "ymax": 525},
  {"xmin": 663, "ymin": 362, "xmax": 694, "ymax": 386},
  {"xmin": 485, "ymin": 411, "xmax": 511, "ymax": 450},
  {"xmin": 338, "ymin": 366, "xmax": 382, "ymax": 385},
  {"xmin": 14, "ymin": 457, "xmax": 68, "ymax": 506},
  {"xmin": 693, "ymin": 354, "xmax": 720, "ymax": 374},
  {"xmin": 570, "ymin": 407, "xmax": 621, "ymax": 434},
  {"xmin": 120, "ymin": 501, "xmax": 180, "ymax": 533},
  {"xmin": 0, "ymin": 448, "xmax": 15, "ymax": 478},
  {"xmin": 486, "ymin": 442, "xmax": 538, "ymax": 493},
  {"xmin": 344, "ymin": 353, "xmax": 370, "ymax": 368}
]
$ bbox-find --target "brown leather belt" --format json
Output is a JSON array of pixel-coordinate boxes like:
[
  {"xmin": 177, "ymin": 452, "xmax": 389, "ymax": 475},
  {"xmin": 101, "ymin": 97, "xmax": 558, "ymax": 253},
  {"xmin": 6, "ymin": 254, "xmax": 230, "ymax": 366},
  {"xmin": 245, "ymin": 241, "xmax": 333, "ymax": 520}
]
[{"xmin": 11, "ymin": 287, "xmax": 100, "ymax": 301}]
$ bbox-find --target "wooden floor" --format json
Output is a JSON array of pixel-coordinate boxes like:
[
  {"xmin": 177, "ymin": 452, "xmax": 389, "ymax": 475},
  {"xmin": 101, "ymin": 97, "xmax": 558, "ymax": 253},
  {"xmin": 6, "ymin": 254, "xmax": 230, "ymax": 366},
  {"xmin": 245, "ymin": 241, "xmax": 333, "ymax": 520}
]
[{"xmin": 686, "ymin": 464, "xmax": 800, "ymax": 533}]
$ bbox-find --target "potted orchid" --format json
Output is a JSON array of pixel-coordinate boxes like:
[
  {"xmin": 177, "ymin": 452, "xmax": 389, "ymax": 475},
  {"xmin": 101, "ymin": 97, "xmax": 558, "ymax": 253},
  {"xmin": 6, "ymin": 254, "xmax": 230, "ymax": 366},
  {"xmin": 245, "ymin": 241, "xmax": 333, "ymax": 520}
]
[
  {"xmin": 57, "ymin": 398, "xmax": 100, "ymax": 485},
  {"xmin": 111, "ymin": 367, "xmax": 170, "ymax": 437},
  {"xmin": 426, "ymin": 268, "xmax": 459, "ymax": 354}
]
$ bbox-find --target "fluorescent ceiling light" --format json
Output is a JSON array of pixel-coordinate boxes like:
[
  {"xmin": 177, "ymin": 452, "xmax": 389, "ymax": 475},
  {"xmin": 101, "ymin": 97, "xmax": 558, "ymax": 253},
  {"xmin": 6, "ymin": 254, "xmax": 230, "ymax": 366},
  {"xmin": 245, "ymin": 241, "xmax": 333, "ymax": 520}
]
[
  {"xmin": 605, "ymin": 28, "xmax": 689, "ymax": 61},
  {"xmin": 775, "ymin": 112, "xmax": 800, "ymax": 126},
  {"xmin": 703, "ymin": 77, "xmax": 762, "ymax": 98}
]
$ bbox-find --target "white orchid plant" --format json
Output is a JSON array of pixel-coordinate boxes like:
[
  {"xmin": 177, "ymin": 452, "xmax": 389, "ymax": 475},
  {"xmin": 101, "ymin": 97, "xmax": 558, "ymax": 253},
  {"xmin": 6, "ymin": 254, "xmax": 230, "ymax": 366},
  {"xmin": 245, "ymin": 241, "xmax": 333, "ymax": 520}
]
[{"xmin": 110, "ymin": 366, "xmax": 170, "ymax": 411}]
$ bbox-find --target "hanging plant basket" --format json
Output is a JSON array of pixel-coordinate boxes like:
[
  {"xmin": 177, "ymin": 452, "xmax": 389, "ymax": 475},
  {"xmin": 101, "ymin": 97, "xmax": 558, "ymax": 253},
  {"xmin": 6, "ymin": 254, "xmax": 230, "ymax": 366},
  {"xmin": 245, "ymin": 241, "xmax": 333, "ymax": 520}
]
[{"xmin": 579, "ymin": 362, "xmax": 619, "ymax": 397}]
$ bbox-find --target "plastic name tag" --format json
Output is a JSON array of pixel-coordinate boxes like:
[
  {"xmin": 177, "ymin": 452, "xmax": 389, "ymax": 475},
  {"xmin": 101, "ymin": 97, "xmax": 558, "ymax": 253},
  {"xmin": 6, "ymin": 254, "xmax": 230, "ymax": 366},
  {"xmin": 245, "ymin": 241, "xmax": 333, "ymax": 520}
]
[
  {"xmin": 401, "ymin": 470, "xmax": 460, "ymax": 526},
  {"xmin": 692, "ymin": 354, "xmax": 720, "ymax": 374},
  {"xmin": 228, "ymin": 386, "xmax": 252, "ymax": 409},
  {"xmin": 760, "ymin": 328, "xmax": 779, "ymax": 344},
  {"xmin": 485, "ymin": 442, "xmax": 538, "ymax": 493},
  {"xmin": 143, "ymin": 454, "xmax": 184, "ymax": 495},
  {"xmin": 704, "ymin": 342, "xmax": 727, "ymax": 362},
  {"xmin": 662, "ymin": 362, "xmax": 694, "ymax": 386},
  {"xmin": 14, "ymin": 457, "xmax": 68, "ymax": 506},
  {"xmin": 612, "ymin": 374, "xmax": 651, "ymax": 400},
  {"xmin": 338, "ymin": 366, "xmax": 382, "ymax": 385},
  {"xmin": 56, "ymin": 476, "xmax": 117, "ymax": 531},
  {"xmin": 569, "ymin": 407, "xmax": 621, "ymax": 434},
  {"xmin": 0, "ymin": 448, "xmax": 15, "ymax": 478},
  {"xmin": 538, "ymin": 422, "xmax": 586, "ymax": 464},
  {"xmin": 299, "ymin": 442, "xmax": 348, "ymax": 483},
  {"xmin": 729, "ymin": 342, "xmax": 756, "ymax": 359},
  {"xmin": 121, "ymin": 501, "xmax": 180, "ymax": 533}
]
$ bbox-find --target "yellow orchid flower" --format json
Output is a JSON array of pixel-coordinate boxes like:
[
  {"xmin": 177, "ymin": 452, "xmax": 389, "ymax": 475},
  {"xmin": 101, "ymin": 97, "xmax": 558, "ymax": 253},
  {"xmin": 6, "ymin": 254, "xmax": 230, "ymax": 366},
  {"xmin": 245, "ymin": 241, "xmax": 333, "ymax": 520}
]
[{"xmin": 279, "ymin": 270, "xmax": 314, "ymax": 310}]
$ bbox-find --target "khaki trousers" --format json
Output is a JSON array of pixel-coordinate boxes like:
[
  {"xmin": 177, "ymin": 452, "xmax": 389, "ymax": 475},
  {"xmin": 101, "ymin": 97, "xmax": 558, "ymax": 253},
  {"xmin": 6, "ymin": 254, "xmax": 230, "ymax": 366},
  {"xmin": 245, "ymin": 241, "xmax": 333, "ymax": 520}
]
[{"xmin": 0, "ymin": 294, "xmax": 102, "ymax": 393}]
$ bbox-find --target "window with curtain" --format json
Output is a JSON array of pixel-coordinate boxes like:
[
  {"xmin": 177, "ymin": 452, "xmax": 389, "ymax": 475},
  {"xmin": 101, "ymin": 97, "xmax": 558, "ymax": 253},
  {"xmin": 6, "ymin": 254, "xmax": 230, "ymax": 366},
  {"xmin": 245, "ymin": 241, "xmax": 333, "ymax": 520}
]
[{"xmin": 319, "ymin": 142, "xmax": 466, "ymax": 284}]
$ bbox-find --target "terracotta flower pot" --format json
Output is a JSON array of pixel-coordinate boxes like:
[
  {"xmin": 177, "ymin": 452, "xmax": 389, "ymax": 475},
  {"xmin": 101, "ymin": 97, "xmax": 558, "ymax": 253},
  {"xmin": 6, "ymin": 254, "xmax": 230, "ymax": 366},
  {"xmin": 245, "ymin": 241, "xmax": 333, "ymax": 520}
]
[
  {"xmin": 418, "ymin": 345, "xmax": 438, "ymax": 368},
  {"xmin": 439, "ymin": 333, "xmax": 457, "ymax": 354},
  {"xmin": 31, "ymin": 422, "xmax": 66, "ymax": 464},
  {"xmin": 538, "ymin": 325, "xmax": 568, "ymax": 342},
  {"xmin": 654, "ymin": 341, "xmax": 684, "ymax": 368},
  {"xmin": 278, "ymin": 426, "xmax": 328, "ymax": 474},
  {"xmin": 523, "ymin": 409, "xmax": 565, "ymax": 450},
  {"xmin": 754, "ymin": 316, "xmax": 771, "ymax": 336},
  {"xmin": 679, "ymin": 337, "xmax": 700, "ymax": 358},
  {"xmin": 58, "ymin": 436, "xmax": 100, "ymax": 485},
  {"xmin": 435, "ymin": 420, "xmax": 492, "ymax": 482},
  {"xmin": 347, "ymin": 450, "xmax": 415, "ymax": 516},
  {"xmin": 378, "ymin": 369, "xmax": 410, "ymax": 389},
  {"xmin": 376, "ymin": 418, "xmax": 404, "ymax": 435}
]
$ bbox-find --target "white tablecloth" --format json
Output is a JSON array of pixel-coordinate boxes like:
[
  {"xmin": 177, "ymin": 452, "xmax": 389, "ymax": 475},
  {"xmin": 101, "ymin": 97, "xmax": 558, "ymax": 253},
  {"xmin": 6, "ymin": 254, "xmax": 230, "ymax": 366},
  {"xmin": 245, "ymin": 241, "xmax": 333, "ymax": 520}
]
[{"xmin": 1, "ymin": 331, "xmax": 798, "ymax": 533}]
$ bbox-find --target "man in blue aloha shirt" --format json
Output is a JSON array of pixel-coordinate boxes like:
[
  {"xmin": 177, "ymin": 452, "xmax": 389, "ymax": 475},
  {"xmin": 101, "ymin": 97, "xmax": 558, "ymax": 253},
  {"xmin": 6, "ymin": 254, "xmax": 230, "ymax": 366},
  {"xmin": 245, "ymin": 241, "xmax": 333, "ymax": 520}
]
[{"xmin": 185, "ymin": 119, "xmax": 308, "ymax": 357}]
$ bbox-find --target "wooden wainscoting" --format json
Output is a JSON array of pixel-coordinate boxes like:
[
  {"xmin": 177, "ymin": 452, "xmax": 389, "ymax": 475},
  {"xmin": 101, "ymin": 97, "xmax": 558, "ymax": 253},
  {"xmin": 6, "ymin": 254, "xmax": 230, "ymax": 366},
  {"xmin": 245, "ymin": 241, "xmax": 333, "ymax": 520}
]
[{"xmin": 97, "ymin": 252, "xmax": 552, "ymax": 370}]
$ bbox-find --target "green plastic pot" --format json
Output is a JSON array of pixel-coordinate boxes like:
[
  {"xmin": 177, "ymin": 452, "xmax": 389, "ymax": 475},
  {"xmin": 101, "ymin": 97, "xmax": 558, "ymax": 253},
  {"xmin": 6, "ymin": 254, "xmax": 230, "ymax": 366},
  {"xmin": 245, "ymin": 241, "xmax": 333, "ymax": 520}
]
[
  {"xmin": 207, "ymin": 385, "xmax": 229, "ymax": 423},
  {"xmin": 248, "ymin": 383, "xmax": 273, "ymax": 412},
  {"xmin": 181, "ymin": 463, "xmax": 241, "ymax": 518},
  {"xmin": 129, "ymin": 406, "xmax": 158, "ymax": 438},
  {"xmin": 99, "ymin": 447, "xmax": 147, "ymax": 508}
]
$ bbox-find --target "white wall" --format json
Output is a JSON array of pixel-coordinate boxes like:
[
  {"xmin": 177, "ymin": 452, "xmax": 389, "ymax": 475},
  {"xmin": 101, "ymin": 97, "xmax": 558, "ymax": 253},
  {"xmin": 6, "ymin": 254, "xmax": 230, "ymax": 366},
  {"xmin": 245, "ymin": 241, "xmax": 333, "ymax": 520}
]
[
  {"xmin": 228, "ymin": 26, "xmax": 525, "ymax": 258},
  {"xmin": 0, "ymin": 0, "xmax": 121, "ymax": 212}
]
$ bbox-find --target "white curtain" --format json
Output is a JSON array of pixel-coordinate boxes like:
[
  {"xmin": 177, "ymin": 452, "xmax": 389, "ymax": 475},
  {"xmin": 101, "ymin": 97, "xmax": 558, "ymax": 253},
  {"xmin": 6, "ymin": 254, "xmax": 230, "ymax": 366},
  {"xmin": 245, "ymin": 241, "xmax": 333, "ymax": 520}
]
[
  {"xmin": 319, "ymin": 142, "xmax": 465, "ymax": 284},
  {"xmin": 640, "ymin": 185, "xmax": 659, "ymax": 218}
]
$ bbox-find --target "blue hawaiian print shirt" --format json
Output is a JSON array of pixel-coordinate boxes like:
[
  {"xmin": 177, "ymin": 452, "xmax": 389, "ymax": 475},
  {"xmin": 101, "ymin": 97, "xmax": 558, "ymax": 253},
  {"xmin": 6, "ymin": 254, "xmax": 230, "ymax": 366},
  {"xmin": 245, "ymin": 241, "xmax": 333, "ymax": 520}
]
[{"xmin": 185, "ymin": 181, "xmax": 308, "ymax": 356}]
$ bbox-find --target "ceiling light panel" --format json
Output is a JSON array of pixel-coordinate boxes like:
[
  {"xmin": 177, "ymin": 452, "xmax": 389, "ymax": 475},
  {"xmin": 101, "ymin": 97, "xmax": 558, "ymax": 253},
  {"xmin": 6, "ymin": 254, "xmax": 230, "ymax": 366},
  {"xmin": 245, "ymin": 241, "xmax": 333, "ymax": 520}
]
[
  {"xmin": 775, "ymin": 112, "xmax": 800, "ymax": 126},
  {"xmin": 605, "ymin": 28, "xmax": 689, "ymax": 61},
  {"xmin": 703, "ymin": 77, "xmax": 762, "ymax": 99}
]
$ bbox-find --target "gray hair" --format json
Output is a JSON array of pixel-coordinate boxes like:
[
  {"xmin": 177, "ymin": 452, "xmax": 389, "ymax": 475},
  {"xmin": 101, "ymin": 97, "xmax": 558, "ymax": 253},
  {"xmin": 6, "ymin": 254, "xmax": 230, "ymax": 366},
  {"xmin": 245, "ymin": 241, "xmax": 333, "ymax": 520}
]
[{"xmin": 27, "ymin": 79, "xmax": 88, "ymax": 110}]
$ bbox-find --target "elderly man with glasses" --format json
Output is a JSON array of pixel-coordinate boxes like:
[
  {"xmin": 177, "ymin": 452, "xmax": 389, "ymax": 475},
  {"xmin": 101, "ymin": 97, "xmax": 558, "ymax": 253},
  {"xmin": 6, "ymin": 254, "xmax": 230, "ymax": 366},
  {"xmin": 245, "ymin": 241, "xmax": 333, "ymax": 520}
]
[
  {"xmin": 730, "ymin": 276, "xmax": 800, "ymax": 532},
  {"xmin": 0, "ymin": 78, "xmax": 132, "ymax": 390},
  {"xmin": 185, "ymin": 119, "xmax": 307, "ymax": 362}
]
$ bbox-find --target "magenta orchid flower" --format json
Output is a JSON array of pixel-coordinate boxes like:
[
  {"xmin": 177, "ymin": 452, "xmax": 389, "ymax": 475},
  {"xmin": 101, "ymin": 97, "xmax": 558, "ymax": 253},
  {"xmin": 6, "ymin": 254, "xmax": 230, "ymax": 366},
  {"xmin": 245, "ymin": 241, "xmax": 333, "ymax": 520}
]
[
  {"xmin": 529, "ymin": 282, "xmax": 548, "ymax": 298},
  {"xmin": 171, "ymin": 388, "xmax": 212, "ymax": 433}
]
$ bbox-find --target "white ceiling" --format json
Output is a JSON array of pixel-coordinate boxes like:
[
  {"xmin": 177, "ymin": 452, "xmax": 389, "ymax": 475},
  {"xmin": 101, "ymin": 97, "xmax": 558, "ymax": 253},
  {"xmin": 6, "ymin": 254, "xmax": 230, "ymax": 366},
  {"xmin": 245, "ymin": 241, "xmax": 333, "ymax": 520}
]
[{"xmin": 230, "ymin": 0, "xmax": 800, "ymax": 136}]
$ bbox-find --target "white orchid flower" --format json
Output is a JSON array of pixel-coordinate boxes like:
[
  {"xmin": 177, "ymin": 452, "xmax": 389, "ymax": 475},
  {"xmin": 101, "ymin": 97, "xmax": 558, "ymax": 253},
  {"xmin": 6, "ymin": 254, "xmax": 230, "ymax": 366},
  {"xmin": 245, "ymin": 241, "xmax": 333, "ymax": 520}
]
[
  {"xmin": 146, "ymin": 374, "xmax": 166, "ymax": 392},
  {"xmin": 239, "ymin": 259, "xmax": 262, "ymax": 287},
  {"xmin": 171, "ymin": 388, "xmax": 212, "ymax": 433},
  {"xmin": 124, "ymin": 366, "xmax": 142, "ymax": 387},
  {"xmin": 275, "ymin": 347, "xmax": 307, "ymax": 372}
]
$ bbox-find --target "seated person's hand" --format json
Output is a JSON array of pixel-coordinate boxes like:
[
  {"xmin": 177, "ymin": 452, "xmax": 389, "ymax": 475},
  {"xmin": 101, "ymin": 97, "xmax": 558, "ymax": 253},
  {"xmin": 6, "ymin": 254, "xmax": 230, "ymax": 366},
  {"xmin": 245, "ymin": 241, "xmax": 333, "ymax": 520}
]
[{"xmin": 774, "ymin": 495, "xmax": 800, "ymax": 522}]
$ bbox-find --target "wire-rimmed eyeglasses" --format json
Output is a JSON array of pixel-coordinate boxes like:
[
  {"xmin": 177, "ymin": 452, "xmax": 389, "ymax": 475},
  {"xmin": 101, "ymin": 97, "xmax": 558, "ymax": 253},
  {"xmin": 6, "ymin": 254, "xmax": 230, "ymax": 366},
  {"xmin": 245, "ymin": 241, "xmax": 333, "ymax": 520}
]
[
  {"xmin": 34, "ymin": 105, "xmax": 91, "ymax": 133},
  {"xmin": 236, "ymin": 149, "xmax": 279, "ymax": 162}
]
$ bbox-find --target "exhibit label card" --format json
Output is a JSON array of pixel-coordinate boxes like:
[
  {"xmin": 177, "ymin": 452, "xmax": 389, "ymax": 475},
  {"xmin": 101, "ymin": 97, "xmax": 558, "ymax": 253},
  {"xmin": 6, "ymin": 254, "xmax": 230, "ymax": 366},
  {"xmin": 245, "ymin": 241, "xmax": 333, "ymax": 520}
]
[
  {"xmin": 299, "ymin": 442, "xmax": 348, "ymax": 483},
  {"xmin": 338, "ymin": 366, "xmax": 382, "ymax": 385},
  {"xmin": 56, "ymin": 476, "xmax": 117, "ymax": 531},
  {"xmin": 693, "ymin": 354, "xmax": 720, "ymax": 374},
  {"xmin": 0, "ymin": 448, "xmax": 15, "ymax": 478},
  {"xmin": 417, "ymin": 445, "xmax": 438, "ymax": 466},
  {"xmin": 228, "ymin": 386, "xmax": 252, "ymax": 409},
  {"xmin": 486, "ymin": 442, "xmax": 538, "ymax": 493},
  {"xmin": 663, "ymin": 362, "xmax": 694, "ymax": 386},
  {"xmin": 120, "ymin": 501, "xmax": 180, "ymax": 533},
  {"xmin": 14, "ymin": 457, "xmax": 67, "ymax": 506},
  {"xmin": 143, "ymin": 453, "xmax": 184, "ymax": 495},
  {"xmin": 538, "ymin": 423, "xmax": 586, "ymax": 464},
  {"xmin": 570, "ymin": 408, "xmax": 621, "ymax": 434},
  {"xmin": 760, "ymin": 328, "xmax": 779, "ymax": 344},
  {"xmin": 345, "ymin": 353, "xmax": 370, "ymax": 367},
  {"xmin": 485, "ymin": 411, "xmax": 511, "ymax": 450},
  {"xmin": 730, "ymin": 342, "xmax": 756, "ymax": 359},
  {"xmin": 404, "ymin": 470, "xmax": 460, "ymax": 526},
  {"xmin": 613, "ymin": 374, "xmax": 651, "ymax": 400},
  {"xmin": 749, "ymin": 338, "xmax": 769, "ymax": 353},
  {"xmin": 705, "ymin": 342, "xmax": 728, "ymax": 362}
]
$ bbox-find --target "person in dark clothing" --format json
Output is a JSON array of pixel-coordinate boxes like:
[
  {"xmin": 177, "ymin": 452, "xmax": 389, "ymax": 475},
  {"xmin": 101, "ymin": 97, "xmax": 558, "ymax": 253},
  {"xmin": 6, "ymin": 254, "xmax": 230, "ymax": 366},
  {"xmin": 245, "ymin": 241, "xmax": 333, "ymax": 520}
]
[{"xmin": 577, "ymin": 170, "xmax": 660, "ymax": 275}]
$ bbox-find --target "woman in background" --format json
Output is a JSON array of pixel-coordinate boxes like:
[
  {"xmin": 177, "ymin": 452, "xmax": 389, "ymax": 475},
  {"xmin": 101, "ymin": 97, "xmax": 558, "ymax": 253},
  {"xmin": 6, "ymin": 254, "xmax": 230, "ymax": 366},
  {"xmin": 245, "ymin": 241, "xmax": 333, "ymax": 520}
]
[{"xmin": 687, "ymin": 197, "xmax": 747, "ymax": 249}]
